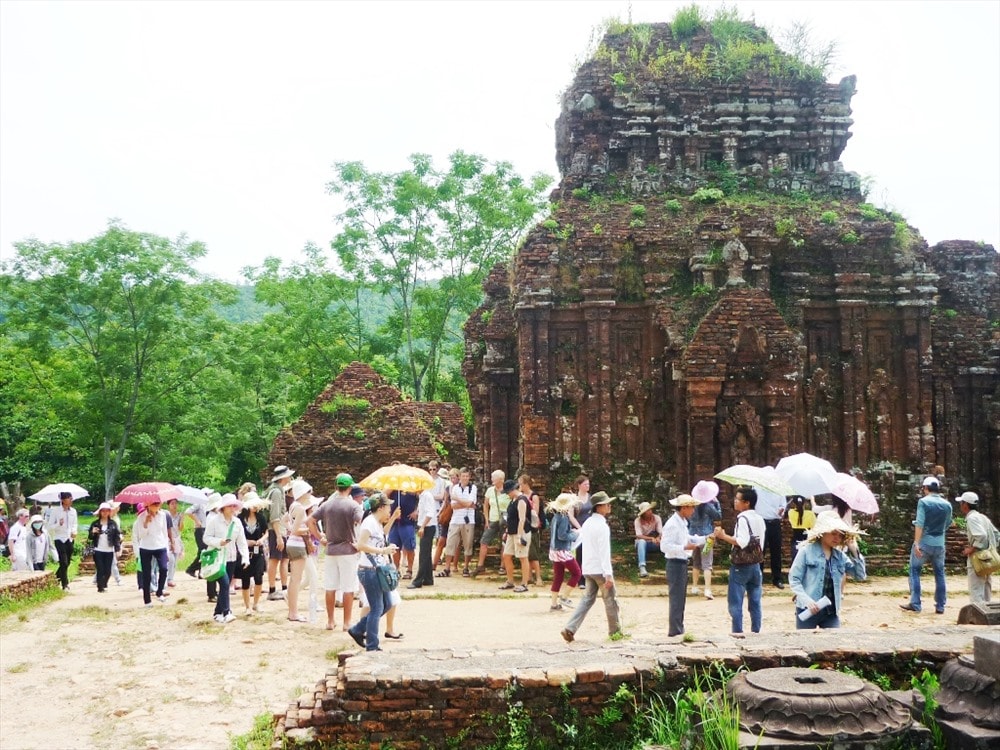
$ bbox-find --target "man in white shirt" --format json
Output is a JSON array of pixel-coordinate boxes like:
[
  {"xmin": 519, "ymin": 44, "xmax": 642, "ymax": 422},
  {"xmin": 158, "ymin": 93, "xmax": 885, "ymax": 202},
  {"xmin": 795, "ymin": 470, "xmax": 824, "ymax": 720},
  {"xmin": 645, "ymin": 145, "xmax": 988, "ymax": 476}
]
[
  {"xmin": 443, "ymin": 469, "xmax": 477, "ymax": 577},
  {"xmin": 48, "ymin": 492, "xmax": 78, "ymax": 590},
  {"xmin": 561, "ymin": 492, "xmax": 623, "ymax": 642},
  {"xmin": 7, "ymin": 508, "xmax": 31, "ymax": 571},
  {"xmin": 408, "ymin": 487, "xmax": 439, "ymax": 588},
  {"xmin": 957, "ymin": 491, "xmax": 996, "ymax": 604},
  {"xmin": 714, "ymin": 487, "xmax": 767, "ymax": 635},
  {"xmin": 660, "ymin": 494, "xmax": 706, "ymax": 637}
]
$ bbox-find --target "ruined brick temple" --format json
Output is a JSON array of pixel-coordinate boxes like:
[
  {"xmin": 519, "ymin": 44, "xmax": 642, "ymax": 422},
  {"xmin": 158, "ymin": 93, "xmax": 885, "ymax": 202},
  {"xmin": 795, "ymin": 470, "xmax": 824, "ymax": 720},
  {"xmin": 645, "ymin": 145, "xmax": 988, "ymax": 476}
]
[
  {"xmin": 463, "ymin": 21, "xmax": 1000, "ymax": 507},
  {"xmin": 267, "ymin": 362, "xmax": 472, "ymax": 492}
]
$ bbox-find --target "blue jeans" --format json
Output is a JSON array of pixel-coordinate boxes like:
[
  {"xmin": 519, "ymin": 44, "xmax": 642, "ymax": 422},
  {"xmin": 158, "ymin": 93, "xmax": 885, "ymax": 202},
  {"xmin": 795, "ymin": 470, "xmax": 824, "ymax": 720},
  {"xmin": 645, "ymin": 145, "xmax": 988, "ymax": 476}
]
[
  {"xmin": 351, "ymin": 567, "xmax": 392, "ymax": 651},
  {"xmin": 727, "ymin": 563, "xmax": 762, "ymax": 633},
  {"xmin": 908, "ymin": 544, "xmax": 946, "ymax": 612},
  {"xmin": 214, "ymin": 562, "xmax": 235, "ymax": 616},
  {"xmin": 635, "ymin": 540, "xmax": 659, "ymax": 568}
]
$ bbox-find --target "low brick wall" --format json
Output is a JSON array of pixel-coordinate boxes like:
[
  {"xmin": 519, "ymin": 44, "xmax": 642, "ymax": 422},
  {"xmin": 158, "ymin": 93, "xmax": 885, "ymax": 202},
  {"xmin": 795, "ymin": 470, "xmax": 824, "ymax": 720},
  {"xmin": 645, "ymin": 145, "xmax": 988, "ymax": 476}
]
[
  {"xmin": 274, "ymin": 627, "xmax": 979, "ymax": 749},
  {"xmin": 0, "ymin": 570, "xmax": 57, "ymax": 602}
]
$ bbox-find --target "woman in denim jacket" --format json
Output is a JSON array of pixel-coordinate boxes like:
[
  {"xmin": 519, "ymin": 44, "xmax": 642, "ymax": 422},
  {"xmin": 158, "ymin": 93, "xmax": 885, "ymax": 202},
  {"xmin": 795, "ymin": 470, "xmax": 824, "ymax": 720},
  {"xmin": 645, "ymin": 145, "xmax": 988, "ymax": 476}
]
[
  {"xmin": 789, "ymin": 512, "xmax": 866, "ymax": 629},
  {"xmin": 547, "ymin": 493, "xmax": 581, "ymax": 611}
]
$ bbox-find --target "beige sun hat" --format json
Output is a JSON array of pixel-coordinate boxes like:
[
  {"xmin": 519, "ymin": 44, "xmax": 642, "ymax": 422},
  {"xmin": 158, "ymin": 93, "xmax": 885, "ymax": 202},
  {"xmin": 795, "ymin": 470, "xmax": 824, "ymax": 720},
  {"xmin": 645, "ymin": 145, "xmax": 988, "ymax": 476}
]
[
  {"xmin": 546, "ymin": 492, "xmax": 579, "ymax": 513},
  {"xmin": 241, "ymin": 491, "xmax": 269, "ymax": 511},
  {"xmin": 806, "ymin": 511, "xmax": 865, "ymax": 542},
  {"xmin": 635, "ymin": 501, "xmax": 657, "ymax": 516},
  {"xmin": 669, "ymin": 494, "xmax": 700, "ymax": 508}
]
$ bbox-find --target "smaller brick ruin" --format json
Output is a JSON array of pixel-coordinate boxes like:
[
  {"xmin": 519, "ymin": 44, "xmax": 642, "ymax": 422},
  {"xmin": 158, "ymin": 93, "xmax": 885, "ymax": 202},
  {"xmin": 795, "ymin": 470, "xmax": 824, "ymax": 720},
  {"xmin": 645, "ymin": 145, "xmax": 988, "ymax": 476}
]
[{"xmin": 266, "ymin": 362, "xmax": 472, "ymax": 493}]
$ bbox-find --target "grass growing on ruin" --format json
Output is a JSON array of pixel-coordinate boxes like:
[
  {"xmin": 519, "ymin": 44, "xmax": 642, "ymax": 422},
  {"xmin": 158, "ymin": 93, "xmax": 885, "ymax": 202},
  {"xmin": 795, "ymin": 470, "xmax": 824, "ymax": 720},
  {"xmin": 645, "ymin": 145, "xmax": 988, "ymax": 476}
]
[
  {"xmin": 0, "ymin": 581, "xmax": 64, "ymax": 620},
  {"xmin": 229, "ymin": 711, "xmax": 277, "ymax": 750}
]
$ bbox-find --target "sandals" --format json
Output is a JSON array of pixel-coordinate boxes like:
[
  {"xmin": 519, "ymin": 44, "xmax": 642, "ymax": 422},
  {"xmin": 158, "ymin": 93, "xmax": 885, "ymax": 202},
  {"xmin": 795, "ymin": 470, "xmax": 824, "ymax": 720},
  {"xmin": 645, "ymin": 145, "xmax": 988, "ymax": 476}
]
[
  {"xmin": 498, "ymin": 582, "xmax": 515, "ymax": 590},
  {"xmin": 513, "ymin": 584, "xmax": 529, "ymax": 593},
  {"xmin": 384, "ymin": 632, "xmax": 404, "ymax": 639},
  {"xmin": 462, "ymin": 568, "xmax": 471, "ymax": 577},
  {"xmin": 470, "ymin": 566, "xmax": 487, "ymax": 578},
  {"xmin": 435, "ymin": 569, "xmax": 451, "ymax": 578},
  {"xmin": 287, "ymin": 615, "xmax": 307, "ymax": 623},
  {"xmin": 402, "ymin": 571, "xmax": 412, "ymax": 580}
]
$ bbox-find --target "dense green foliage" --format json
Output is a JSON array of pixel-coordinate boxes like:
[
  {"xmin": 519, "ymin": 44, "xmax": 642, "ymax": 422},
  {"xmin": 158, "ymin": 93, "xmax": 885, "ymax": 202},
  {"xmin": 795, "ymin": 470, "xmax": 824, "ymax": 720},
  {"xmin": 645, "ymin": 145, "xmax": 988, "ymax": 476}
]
[{"xmin": 0, "ymin": 153, "xmax": 550, "ymax": 498}]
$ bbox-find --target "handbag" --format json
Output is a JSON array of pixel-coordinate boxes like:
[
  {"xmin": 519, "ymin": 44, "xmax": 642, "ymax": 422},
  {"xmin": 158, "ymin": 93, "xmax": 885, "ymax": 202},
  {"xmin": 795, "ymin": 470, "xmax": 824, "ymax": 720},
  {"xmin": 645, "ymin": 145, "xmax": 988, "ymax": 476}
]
[
  {"xmin": 730, "ymin": 517, "xmax": 764, "ymax": 566},
  {"xmin": 437, "ymin": 500, "xmax": 454, "ymax": 526},
  {"xmin": 200, "ymin": 521, "xmax": 234, "ymax": 582},
  {"xmin": 366, "ymin": 552, "xmax": 400, "ymax": 593},
  {"xmin": 971, "ymin": 546, "xmax": 1000, "ymax": 576}
]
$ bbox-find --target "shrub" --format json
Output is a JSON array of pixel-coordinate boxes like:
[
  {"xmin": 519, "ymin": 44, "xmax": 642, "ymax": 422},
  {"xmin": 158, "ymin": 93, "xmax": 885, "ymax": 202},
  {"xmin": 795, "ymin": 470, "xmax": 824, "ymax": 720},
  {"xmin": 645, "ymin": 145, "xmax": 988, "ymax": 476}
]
[
  {"xmin": 820, "ymin": 210, "xmax": 838, "ymax": 225},
  {"xmin": 542, "ymin": 219, "xmax": 559, "ymax": 232},
  {"xmin": 664, "ymin": 198, "xmax": 683, "ymax": 213},
  {"xmin": 858, "ymin": 203, "xmax": 881, "ymax": 221},
  {"xmin": 775, "ymin": 217, "xmax": 797, "ymax": 237},
  {"xmin": 671, "ymin": 4, "xmax": 703, "ymax": 39},
  {"xmin": 571, "ymin": 187, "xmax": 591, "ymax": 201},
  {"xmin": 630, "ymin": 204, "xmax": 647, "ymax": 218},
  {"xmin": 841, "ymin": 230, "xmax": 860, "ymax": 245},
  {"xmin": 691, "ymin": 187, "xmax": 724, "ymax": 203},
  {"xmin": 592, "ymin": 223, "xmax": 603, "ymax": 235}
]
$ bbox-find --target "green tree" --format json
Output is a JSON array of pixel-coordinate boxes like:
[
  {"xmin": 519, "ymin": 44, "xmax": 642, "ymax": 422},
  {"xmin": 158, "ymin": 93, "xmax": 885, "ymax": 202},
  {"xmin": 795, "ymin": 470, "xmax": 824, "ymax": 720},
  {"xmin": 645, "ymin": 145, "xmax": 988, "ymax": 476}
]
[
  {"xmin": 1, "ymin": 222, "xmax": 235, "ymax": 499},
  {"xmin": 328, "ymin": 151, "xmax": 552, "ymax": 400}
]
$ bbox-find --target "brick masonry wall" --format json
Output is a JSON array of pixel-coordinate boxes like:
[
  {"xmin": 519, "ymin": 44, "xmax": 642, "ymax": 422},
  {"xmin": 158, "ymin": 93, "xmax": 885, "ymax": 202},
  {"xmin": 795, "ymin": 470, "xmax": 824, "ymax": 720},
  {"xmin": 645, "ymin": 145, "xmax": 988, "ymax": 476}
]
[
  {"xmin": 0, "ymin": 570, "xmax": 57, "ymax": 601},
  {"xmin": 273, "ymin": 629, "xmax": 976, "ymax": 749}
]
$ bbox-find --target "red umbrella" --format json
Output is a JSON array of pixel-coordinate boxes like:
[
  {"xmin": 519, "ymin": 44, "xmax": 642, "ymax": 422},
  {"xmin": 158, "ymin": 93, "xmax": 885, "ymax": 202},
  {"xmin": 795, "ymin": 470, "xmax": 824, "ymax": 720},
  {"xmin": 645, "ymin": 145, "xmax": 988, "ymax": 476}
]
[{"xmin": 114, "ymin": 482, "xmax": 181, "ymax": 505}]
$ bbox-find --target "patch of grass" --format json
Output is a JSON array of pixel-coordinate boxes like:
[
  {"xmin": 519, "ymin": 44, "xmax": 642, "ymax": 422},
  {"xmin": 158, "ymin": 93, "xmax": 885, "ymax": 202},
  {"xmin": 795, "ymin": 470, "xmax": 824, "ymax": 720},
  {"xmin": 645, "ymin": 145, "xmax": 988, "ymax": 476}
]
[
  {"xmin": 664, "ymin": 198, "xmax": 683, "ymax": 213},
  {"xmin": 0, "ymin": 581, "xmax": 64, "ymax": 620},
  {"xmin": 691, "ymin": 187, "xmax": 725, "ymax": 204},
  {"xmin": 229, "ymin": 711, "xmax": 276, "ymax": 750},
  {"xmin": 66, "ymin": 605, "xmax": 113, "ymax": 621},
  {"xmin": 6, "ymin": 661, "xmax": 29, "ymax": 673},
  {"xmin": 325, "ymin": 647, "xmax": 347, "ymax": 661}
]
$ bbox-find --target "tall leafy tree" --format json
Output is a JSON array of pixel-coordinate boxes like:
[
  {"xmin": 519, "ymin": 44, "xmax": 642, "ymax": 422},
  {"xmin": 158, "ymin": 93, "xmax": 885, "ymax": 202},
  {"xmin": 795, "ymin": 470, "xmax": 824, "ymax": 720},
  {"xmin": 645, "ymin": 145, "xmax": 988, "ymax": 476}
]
[
  {"xmin": 1, "ymin": 222, "xmax": 234, "ymax": 499},
  {"xmin": 328, "ymin": 151, "xmax": 552, "ymax": 400}
]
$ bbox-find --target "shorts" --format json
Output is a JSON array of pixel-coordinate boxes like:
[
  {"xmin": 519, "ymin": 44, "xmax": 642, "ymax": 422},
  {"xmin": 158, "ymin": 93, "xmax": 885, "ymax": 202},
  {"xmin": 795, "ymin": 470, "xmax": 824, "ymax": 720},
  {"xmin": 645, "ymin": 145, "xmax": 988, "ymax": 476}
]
[
  {"xmin": 285, "ymin": 544, "xmax": 306, "ymax": 560},
  {"xmin": 691, "ymin": 541, "xmax": 715, "ymax": 570},
  {"xmin": 528, "ymin": 529, "xmax": 542, "ymax": 562},
  {"xmin": 267, "ymin": 529, "xmax": 287, "ymax": 560},
  {"xmin": 480, "ymin": 521, "xmax": 503, "ymax": 547},
  {"xmin": 324, "ymin": 554, "xmax": 360, "ymax": 593},
  {"xmin": 437, "ymin": 522, "xmax": 449, "ymax": 539},
  {"xmin": 445, "ymin": 522, "xmax": 474, "ymax": 557},
  {"xmin": 388, "ymin": 524, "xmax": 417, "ymax": 551},
  {"xmin": 239, "ymin": 553, "xmax": 265, "ymax": 587},
  {"xmin": 503, "ymin": 532, "xmax": 530, "ymax": 559}
]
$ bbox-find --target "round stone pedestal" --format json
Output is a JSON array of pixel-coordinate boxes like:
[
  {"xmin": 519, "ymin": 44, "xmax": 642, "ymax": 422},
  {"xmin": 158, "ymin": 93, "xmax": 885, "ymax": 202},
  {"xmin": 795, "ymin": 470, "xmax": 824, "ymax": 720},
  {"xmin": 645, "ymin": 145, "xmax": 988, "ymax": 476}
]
[{"xmin": 727, "ymin": 667, "xmax": 911, "ymax": 741}]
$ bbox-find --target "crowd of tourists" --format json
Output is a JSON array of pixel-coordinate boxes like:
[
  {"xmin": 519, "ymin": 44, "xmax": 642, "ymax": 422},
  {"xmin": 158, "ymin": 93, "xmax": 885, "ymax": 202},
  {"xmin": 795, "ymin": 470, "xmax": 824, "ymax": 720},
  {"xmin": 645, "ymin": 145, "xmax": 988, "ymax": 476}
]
[{"xmin": 1, "ymin": 462, "xmax": 995, "ymax": 644}]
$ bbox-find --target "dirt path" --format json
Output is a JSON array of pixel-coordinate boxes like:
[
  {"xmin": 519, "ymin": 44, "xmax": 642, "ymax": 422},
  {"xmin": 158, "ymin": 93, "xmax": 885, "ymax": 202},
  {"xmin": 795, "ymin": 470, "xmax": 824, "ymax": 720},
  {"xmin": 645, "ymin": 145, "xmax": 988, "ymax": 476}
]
[{"xmin": 0, "ymin": 570, "xmax": 976, "ymax": 750}]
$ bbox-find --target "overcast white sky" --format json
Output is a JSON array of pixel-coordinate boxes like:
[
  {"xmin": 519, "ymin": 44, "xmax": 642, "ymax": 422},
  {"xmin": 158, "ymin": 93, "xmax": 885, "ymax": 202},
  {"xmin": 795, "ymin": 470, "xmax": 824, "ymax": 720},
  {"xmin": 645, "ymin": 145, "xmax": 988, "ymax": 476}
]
[{"xmin": 1, "ymin": 0, "xmax": 998, "ymax": 282}]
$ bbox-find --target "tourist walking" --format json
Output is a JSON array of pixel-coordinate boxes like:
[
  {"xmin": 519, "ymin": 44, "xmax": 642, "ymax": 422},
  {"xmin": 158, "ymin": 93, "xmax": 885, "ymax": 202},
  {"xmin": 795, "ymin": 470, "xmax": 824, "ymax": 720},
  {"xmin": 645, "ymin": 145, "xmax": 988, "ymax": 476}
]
[
  {"xmin": 285, "ymin": 479, "xmax": 320, "ymax": 623},
  {"xmin": 388, "ymin": 490, "xmax": 419, "ymax": 579},
  {"xmin": 48, "ymin": 491, "xmax": 78, "ymax": 590},
  {"xmin": 238, "ymin": 492, "xmax": 269, "ymax": 614},
  {"xmin": 407, "ymin": 485, "xmax": 437, "ymax": 588},
  {"xmin": 87, "ymin": 503, "xmax": 121, "ymax": 592},
  {"xmin": 569, "ymin": 474, "xmax": 592, "ymax": 589},
  {"xmin": 956, "ymin": 491, "xmax": 997, "ymax": 603},
  {"xmin": 183, "ymin": 492, "xmax": 208, "ymax": 580},
  {"xmin": 788, "ymin": 513, "xmax": 867, "ymax": 629},
  {"xmin": 560, "ymin": 492, "xmax": 623, "ymax": 642},
  {"xmin": 547, "ymin": 493, "xmax": 581, "ymax": 610},
  {"xmin": 348, "ymin": 493, "xmax": 400, "ymax": 652},
  {"xmin": 755, "ymin": 488, "xmax": 786, "ymax": 589},
  {"xmin": 689, "ymin": 480, "xmax": 722, "ymax": 599},
  {"xmin": 472, "ymin": 470, "xmax": 508, "ymax": 577},
  {"xmin": 26, "ymin": 514, "xmax": 55, "ymax": 572},
  {"xmin": 309, "ymin": 472, "xmax": 362, "ymax": 631},
  {"xmin": 633, "ymin": 501, "xmax": 662, "ymax": 579},
  {"xmin": 661, "ymin": 494, "xmax": 706, "ymax": 637},
  {"xmin": 499, "ymin": 479, "xmax": 531, "ymax": 593},
  {"xmin": 204, "ymin": 494, "xmax": 249, "ymax": 624},
  {"xmin": 714, "ymin": 487, "xmax": 766, "ymax": 636},
  {"xmin": 522, "ymin": 474, "xmax": 545, "ymax": 585},
  {"xmin": 165, "ymin": 497, "xmax": 184, "ymax": 588},
  {"xmin": 7, "ymin": 509, "xmax": 30, "ymax": 571},
  {"xmin": 443, "ymin": 468, "xmax": 477, "ymax": 577},
  {"xmin": 265, "ymin": 465, "xmax": 295, "ymax": 601},
  {"xmin": 900, "ymin": 476, "xmax": 953, "ymax": 614},
  {"xmin": 133, "ymin": 497, "xmax": 171, "ymax": 607}
]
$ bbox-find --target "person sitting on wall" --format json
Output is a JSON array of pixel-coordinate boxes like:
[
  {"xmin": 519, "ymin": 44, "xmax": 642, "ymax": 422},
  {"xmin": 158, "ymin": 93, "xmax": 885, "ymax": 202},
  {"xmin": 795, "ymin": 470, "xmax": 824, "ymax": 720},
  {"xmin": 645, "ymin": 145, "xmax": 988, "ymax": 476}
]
[{"xmin": 633, "ymin": 501, "xmax": 662, "ymax": 579}]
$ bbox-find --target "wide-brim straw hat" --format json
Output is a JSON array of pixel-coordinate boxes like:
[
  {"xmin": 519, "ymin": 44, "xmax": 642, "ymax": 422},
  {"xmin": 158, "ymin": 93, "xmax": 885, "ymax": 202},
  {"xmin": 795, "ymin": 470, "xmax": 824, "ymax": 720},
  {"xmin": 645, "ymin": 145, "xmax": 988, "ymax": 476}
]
[
  {"xmin": 546, "ymin": 492, "xmax": 579, "ymax": 513},
  {"xmin": 691, "ymin": 480, "xmax": 720, "ymax": 503},
  {"xmin": 241, "ymin": 491, "xmax": 269, "ymax": 511},
  {"xmin": 806, "ymin": 511, "xmax": 866, "ymax": 542},
  {"xmin": 271, "ymin": 465, "xmax": 295, "ymax": 482},
  {"xmin": 204, "ymin": 492, "xmax": 224, "ymax": 512},
  {"xmin": 669, "ymin": 494, "xmax": 700, "ymax": 508},
  {"xmin": 635, "ymin": 501, "xmax": 657, "ymax": 517},
  {"xmin": 217, "ymin": 493, "xmax": 243, "ymax": 512}
]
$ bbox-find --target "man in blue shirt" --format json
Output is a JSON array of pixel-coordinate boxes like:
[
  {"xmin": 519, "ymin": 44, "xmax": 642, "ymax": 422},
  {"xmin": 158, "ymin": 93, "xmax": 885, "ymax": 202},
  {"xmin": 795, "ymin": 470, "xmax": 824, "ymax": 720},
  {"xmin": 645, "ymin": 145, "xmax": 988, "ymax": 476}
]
[{"xmin": 900, "ymin": 476, "xmax": 953, "ymax": 614}]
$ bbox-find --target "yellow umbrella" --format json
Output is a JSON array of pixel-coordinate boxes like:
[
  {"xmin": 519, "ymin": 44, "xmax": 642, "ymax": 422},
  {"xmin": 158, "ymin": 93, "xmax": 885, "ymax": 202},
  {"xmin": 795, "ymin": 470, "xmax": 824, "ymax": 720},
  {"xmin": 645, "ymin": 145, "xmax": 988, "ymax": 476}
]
[{"xmin": 358, "ymin": 464, "xmax": 434, "ymax": 494}]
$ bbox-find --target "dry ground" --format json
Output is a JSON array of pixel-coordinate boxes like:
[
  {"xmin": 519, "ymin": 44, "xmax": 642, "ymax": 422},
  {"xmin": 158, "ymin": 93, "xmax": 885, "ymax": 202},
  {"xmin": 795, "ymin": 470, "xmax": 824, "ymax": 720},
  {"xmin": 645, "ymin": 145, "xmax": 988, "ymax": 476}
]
[{"xmin": 0, "ymin": 568, "xmax": 978, "ymax": 750}]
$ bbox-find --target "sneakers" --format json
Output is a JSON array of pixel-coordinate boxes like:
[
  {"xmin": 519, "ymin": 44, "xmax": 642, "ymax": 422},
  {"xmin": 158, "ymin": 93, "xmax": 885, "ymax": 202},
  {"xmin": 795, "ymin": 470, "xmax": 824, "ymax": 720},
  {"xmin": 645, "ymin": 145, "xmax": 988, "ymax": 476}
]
[
  {"xmin": 550, "ymin": 603, "xmax": 563, "ymax": 611},
  {"xmin": 156, "ymin": 595, "xmax": 167, "ymax": 603},
  {"xmin": 498, "ymin": 582, "xmax": 515, "ymax": 590},
  {"xmin": 245, "ymin": 608, "xmax": 253, "ymax": 617},
  {"xmin": 348, "ymin": 629, "xmax": 365, "ymax": 648},
  {"xmin": 560, "ymin": 628, "xmax": 574, "ymax": 643},
  {"xmin": 704, "ymin": 588, "xmax": 714, "ymax": 600},
  {"xmin": 144, "ymin": 602, "xmax": 154, "ymax": 609},
  {"xmin": 688, "ymin": 585, "xmax": 700, "ymax": 595},
  {"xmin": 899, "ymin": 603, "xmax": 920, "ymax": 612},
  {"xmin": 214, "ymin": 614, "xmax": 225, "ymax": 623},
  {"xmin": 513, "ymin": 584, "xmax": 529, "ymax": 593},
  {"xmin": 470, "ymin": 566, "xmax": 487, "ymax": 578},
  {"xmin": 559, "ymin": 597, "xmax": 574, "ymax": 608},
  {"xmin": 266, "ymin": 590, "xmax": 284, "ymax": 601},
  {"xmin": 223, "ymin": 613, "xmax": 236, "ymax": 624},
  {"xmin": 639, "ymin": 566, "xmax": 649, "ymax": 578}
]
